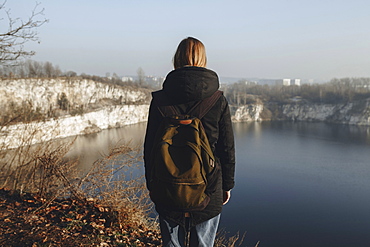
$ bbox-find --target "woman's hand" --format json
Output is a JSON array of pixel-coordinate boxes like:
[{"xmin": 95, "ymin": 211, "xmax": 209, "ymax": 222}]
[{"xmin": 223, "ymin": 190, "xmax": 231, "ymax": 205}]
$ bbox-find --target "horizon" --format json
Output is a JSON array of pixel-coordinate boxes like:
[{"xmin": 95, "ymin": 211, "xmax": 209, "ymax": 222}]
[{"xmin": 4, "ymin": 1, "xmax": 370, "ymax": 82}]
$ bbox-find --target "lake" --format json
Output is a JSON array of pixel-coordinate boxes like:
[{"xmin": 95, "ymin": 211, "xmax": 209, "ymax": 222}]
[
  {"xmin": 68, "ymin": 121, "xmax": 370, "ymax": 247},
  {"xmin": 224, "ymin": 122, "xmax": 370, "ymax": 247}
]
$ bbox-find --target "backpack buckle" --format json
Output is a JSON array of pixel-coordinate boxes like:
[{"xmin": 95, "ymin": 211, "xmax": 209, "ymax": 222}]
[
  {"xmin": 170, "ymin": 116, "xmax": 195, "ymax": 125},
  {"xmin": 178, "ymin": 119, "xmax": 193, "ymax": 125}
]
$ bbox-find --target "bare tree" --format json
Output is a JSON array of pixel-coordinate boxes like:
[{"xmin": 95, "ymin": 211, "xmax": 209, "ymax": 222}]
[
  {"xmin": 64, "ymin": 70, "xmax": 77, "ymax": 78},
  {"xmin": 54, "ymin": 64, "xmax": 62, "ymax": 77},
  {"xmin": 25, "ymin": 59, "xmax": 43, "ymax": 77},
  {"xmin": 136, "ymin": 67, "xmax": 145, "ymax": 87},
  {"xmin": 43, "ymin": 61, "xmax": 54, "ymax": 78},
  {"xmin": 0, "ymin": 1, "xmax": 48, "ymax": 65}
]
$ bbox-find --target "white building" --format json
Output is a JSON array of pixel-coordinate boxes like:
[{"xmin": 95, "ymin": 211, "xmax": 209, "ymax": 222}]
[
  {"xmin": 122, "ymin": 77, "xmax": 133, "ymax": 82},
  {"xmin": 283, "ymin": 79, "xmax": 291, "ymax": 86},
  {"xmin": 292, "ymin": 79, "xmax": 301, "ymax": 86},
  {"xmin": 276, "ymin": 78, "xmax": 301, "ymax": 86}
]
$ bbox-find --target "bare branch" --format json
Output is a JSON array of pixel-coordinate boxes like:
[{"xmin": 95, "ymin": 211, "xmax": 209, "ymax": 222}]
[{"xmin": 0, "ymin": 1, "xmax": 48, "ymax": 65}]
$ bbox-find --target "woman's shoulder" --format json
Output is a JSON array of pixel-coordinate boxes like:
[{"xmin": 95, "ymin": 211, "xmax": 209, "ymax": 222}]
[{"xmin": 216, "ymin": 92, "xmax": 229, "ymax": 109}]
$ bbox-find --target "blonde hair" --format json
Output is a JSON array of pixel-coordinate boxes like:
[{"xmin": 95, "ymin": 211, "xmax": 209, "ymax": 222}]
[{"xmin": 173, "ymin": 37, "xmax": 207, "ymax": 69}]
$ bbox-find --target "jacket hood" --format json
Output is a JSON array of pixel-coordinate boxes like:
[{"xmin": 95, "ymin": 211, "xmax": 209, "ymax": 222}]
[{"xmin": 162, "ymin": 66, "xmax": 219, "ymax": 104}]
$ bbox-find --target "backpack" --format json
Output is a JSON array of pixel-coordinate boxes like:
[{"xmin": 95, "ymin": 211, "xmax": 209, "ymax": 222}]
[{"xmin": 148, "ymin": 90, "xmax": 222, "ymax": 212}]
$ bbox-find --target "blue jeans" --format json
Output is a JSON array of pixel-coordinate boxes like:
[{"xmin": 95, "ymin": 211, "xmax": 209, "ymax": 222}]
[{"xmin": 159, "ymin": 214, "xmax": 220, "ymax": 247}]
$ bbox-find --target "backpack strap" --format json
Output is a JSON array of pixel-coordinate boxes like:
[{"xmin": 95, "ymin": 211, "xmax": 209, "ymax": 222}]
[
  {"xmin": 187, "ymin": 90, "xmax": 223, "ymax": 119},
  {"xmin": 152, "ymin": 90, "xmax": 223, "ymax": 119},
  {"xmin": 151, "ymin": 90, "xmax": 179, "ymax": 117}
]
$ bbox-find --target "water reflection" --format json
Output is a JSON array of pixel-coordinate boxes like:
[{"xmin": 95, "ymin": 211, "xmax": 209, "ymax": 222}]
[
  {"xmin": 43, "ymin": 121, "xmax": 370, "ymax": 175},
  {"xmin": 64, "ymin": 122, "xmax": 147, "ymax": 173}
]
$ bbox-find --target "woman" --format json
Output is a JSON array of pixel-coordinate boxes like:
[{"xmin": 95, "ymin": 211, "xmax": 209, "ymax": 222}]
[{"xmin": 144, "ymin": 37, "xmax": 235, "ymax": 247}]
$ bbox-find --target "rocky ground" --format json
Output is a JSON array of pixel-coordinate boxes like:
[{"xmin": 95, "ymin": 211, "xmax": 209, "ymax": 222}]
[{"xmin": 0, "ymin": 188, "xmax": 161, "ymax": 246}]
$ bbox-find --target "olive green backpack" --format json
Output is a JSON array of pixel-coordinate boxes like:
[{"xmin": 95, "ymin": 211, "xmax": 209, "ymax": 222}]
[{"xmin": 149, "ymin": 90, "xmax": 222, "ymax": 212}]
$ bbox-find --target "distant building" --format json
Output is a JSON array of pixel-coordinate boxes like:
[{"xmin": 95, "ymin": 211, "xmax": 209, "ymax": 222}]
[
  {"xmin": 292, "ymin": 79, "xmax": 301, "ymax": 86},
  {"xmin": 274, "ymin": 79, "xmax": 287, "ymax": 85},
  {"xmin": 275, "ymin": 78, "xmax": 301, "ymax": 86},
  {"xmin": 283, "ymin": 79, "xmax": 291, "ymax": 86},
  {"xmin": 255, "ymin": 78, "xmax": 302, "ymax": 86},
  {"xmin": 122, "ymin": 76, "xmax": 133, "ymax": 82},
  {"xmin": 146, "ymin": 76, "xmax": 165, "ymax": 88}
]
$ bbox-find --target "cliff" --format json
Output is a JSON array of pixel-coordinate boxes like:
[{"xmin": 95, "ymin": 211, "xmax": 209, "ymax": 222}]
[
  {"xmin": 232, "ymin": 104, "xmax": 265, "ymax": 122},
  {"xmin": 0, "ymin": 78, "xmax": 150, "ymax": 149},
  {"xmin": 0, "ymin": 78, "xmax": 149, "ymax": 114},
  {"xmin": 1, "ymin": 105, "xmax": 149, "ymax": 149},
  {"xmin": 232, "ymin": 100, "xmax": 370, "ymax": 126}
]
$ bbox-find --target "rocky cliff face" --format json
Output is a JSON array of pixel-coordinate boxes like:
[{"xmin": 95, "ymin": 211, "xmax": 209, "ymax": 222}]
[
  {"xmin": 0, "ymin": 79, "xmax": 150, "ymax": 149},
  {"xmin": 0, "ymin": 78, "xmax": 150, "ymax": 116},
  {"xmin": 282, "ymin": 101, "xmax": 370, "ymax": 125},
  {"xmin": 232, "ymin": 104, "xmax": 264, "ymax": 122},
  {"xmin": 232, "ymin": 100, "xmax": 370, "ymax": 126},
  {"xmin": 1, "ymin": 105, "xmax": 149, "ymax": 149}
]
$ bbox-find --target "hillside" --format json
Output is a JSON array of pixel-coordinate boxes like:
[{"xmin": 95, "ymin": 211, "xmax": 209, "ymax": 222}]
[
  {"xmin": 0, "ymin": 78, "xmax": 151, "ymax": 148},
  {"xmin": 232, "ymin": 98, "xmax": 370, "ymax": 126}
]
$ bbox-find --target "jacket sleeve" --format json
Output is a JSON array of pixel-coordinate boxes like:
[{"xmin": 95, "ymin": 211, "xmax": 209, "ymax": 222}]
[
  {"xmin": 216, "ymin": 97, "xmax": 236, "ymax": 191},
  {"xmin": 143, "ymin": 99, "xmax": 162, "ymax": 191}
]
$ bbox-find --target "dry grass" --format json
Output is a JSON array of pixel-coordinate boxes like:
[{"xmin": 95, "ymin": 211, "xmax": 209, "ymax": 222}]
[
  {"xmin": 0, "ymin": 133, "xmax": 77, "ymax": 199},
  {"xmin": 0, "ymin": 126, "xmax": 156, "ymax": 229},
  {"xmin": 76, "ymin": 143, "xmax": 157, "ymax": 230},
  {"xmin": 214, "ymin": 230, "xmax": 254, "ymax": 247}
]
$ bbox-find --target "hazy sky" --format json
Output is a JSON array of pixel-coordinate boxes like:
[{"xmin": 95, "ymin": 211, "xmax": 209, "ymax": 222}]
[{"xmin": 5, "ymin": 0, "xmax": 370, "ymax": 81}]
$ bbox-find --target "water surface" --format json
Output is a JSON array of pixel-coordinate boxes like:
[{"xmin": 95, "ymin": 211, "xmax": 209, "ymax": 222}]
[
  {"xmin": 68, "ymin": 121, "xmax": 370, "ymax": 247},
  {"xmin": 221, "ymin": 122, "xmax": 370, "ymax": 247}
]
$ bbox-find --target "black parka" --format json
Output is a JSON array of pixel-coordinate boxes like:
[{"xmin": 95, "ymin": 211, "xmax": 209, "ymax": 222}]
[{"xmin": 144, "ymin": 66, "xmax": 235, "ymax": 227}]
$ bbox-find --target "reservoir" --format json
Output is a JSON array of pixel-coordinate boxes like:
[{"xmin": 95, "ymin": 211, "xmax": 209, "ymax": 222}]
[{"xmin": 68, "ymin": 121, "xmax": 370, "ymax": 247}]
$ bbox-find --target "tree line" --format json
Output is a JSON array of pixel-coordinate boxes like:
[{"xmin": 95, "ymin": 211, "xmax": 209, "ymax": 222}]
[
  {"xmin": 0, "ymin": 60, "xmax": 149, "ymax": 88},
  {"xmin": 223, "ymin": 78, "xmax": 370, "ymax": 105},
  {"xmin": 0, "ymin": 60, "xmax": 63, "ymax": 78}
]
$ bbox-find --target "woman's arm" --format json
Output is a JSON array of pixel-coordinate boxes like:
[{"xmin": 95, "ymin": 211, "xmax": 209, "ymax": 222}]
[
  {"xmin": 143, "ymin": 100, "xmax": 162, "ymax": 190},
  {"xmin": 216, "ymin": 97, "xmax": 236, "ymax": 192}
]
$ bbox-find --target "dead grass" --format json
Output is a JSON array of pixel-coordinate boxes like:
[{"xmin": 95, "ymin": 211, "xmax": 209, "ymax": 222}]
[
  {"xmin": 0, "ymin": 135, "xmax": 77, "ymax": 199},
  {"xmin": 214, "ymin": 230, "xmax": 258, "ymax": 247},
  {"xmin": 76, "ymin": 143, "xmax": 157, "ymax": 230}
]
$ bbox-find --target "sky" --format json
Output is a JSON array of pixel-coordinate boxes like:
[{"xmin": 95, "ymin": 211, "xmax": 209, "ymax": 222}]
[{"xmin": 4, "ymin": 0, "xmax": 370, "ymax": 82}]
